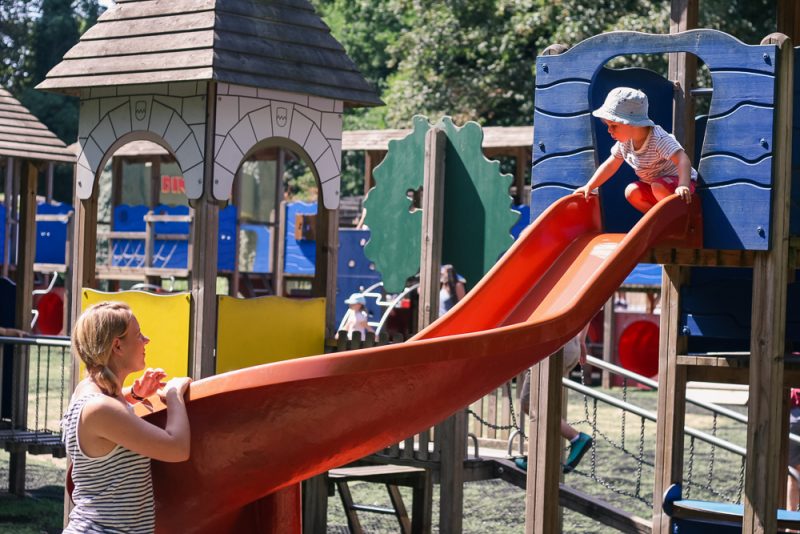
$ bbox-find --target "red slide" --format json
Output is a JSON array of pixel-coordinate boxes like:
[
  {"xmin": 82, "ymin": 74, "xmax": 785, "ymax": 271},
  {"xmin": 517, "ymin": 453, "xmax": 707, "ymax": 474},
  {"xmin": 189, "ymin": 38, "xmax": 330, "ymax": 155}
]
[{"xmin": 140, "ymin": 194, "xmax": 698, "ymax": 532}]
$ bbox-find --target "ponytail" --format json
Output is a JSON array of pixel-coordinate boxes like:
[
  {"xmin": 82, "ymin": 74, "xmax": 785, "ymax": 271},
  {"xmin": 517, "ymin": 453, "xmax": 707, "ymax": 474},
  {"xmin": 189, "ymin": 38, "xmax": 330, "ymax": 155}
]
[{"xmin": 72, "ymin": 302, "xmax": 132, "ymax": 397}]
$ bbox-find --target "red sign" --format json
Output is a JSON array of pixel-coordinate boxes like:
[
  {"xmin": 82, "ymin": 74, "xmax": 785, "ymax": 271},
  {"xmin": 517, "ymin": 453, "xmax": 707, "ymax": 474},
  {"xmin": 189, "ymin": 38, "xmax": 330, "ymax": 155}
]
[{"xmin": 161, "ymin": 175, "xmax": 186, "ymax": 194}]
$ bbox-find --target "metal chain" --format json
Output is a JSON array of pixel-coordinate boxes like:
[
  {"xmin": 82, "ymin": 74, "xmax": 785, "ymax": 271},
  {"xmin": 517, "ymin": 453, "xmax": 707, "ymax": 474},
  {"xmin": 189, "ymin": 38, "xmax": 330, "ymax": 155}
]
[
  {"xmin": 635, "ymin": 416, "xmax": 645, "ymax": 499},
  {"xmin": 706, "ymin": 413, "xmax": 718, "ymax": 491},
  {"xmin": 687, "ymin": 436, "xmax": 695, "ymax": 499},
  {"xmin": 466, "ymin": 382, "xmax": 525, "ymax": 435}
]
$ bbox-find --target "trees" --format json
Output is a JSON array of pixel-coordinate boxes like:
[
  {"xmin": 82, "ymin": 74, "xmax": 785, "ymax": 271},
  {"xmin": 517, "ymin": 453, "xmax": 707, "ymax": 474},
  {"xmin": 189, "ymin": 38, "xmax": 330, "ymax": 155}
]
[{"xmin": 315, "ymin": 0, "xmax": 776, "ymax": 129}]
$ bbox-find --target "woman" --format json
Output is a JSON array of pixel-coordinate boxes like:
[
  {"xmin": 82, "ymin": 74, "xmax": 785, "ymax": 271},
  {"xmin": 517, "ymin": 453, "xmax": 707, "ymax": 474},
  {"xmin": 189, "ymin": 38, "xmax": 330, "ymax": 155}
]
[{"xmin": 62, "ymin": 301, "xmax": 191, "ymax": 533}]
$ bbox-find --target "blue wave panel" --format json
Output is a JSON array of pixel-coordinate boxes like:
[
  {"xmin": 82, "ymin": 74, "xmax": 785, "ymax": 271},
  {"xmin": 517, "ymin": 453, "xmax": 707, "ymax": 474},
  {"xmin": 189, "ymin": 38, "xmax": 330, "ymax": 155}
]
[
  {"xmin": 531, "ymin": 151, "xmax": 596, "ymax": 188},
  {"xmin": 36, "ymin": 202, "xmax": 73, "ymax": 265},
  {"xmin": 701, "ymin": 105, "xmax": 774, "ymax": 162},
  {"xmin": 698, "ymin": 154, "xmax": 772, "ymax": 188},
  {"xmin": 532, "ymin": 112, "xmax": 593, "ymax": 163},
  {"xmin": 335, "ymin": 229, "xmax": 382, "ymax": 326},
  {"xmin": 707, "ymin": 70, "xmax": 775, "ymax": 117},
  {"xmin": 535, "ymin": 31, "xmax": 776, "ymax": 89},
  {"xmin": 680, "ymin": 278, "xmax": 752, "ymax": 338},
  {"xmin": 284, "ymin": 201, "xmax": 317, "ymax": 275},
  {"xmin": 700, "ymin": 182, "xmax": 771, "ymax": 250},
  {"xmin": 530, "ymin": 184, "xmax": 574, "ymax": 220},
  {"xmin": 534, "ymin": 80, "xmax": 591, "ymax": 116}
]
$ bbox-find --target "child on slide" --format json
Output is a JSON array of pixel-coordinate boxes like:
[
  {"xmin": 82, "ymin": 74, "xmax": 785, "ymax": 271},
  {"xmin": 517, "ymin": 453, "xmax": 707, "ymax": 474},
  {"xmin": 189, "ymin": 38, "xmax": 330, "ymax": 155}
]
[{"xmin": 574, "ymin": 86, "xmax": 697, "ymax": 212}]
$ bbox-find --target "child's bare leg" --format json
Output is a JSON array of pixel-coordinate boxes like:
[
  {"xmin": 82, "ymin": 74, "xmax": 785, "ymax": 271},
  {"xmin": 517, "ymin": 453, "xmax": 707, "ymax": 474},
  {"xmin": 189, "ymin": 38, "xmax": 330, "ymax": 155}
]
[
  {"xmin": 651, "ymin": 180, "xmax": 672, "ymax": 202},
  {"xmin": 625, "ymin": 181, "xmax": 656, "ymax": 213},
  {"xmin": 561, "ymin": 419, "xmax": 578, "ymax": 441}
]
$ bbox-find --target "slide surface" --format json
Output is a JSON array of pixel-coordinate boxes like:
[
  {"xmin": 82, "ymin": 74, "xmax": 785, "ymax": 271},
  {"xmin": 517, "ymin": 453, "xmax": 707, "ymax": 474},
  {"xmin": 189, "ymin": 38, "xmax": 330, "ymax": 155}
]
[{"xmin": 141, "ymin": 194, "xmax": 697, "ymax": 532}]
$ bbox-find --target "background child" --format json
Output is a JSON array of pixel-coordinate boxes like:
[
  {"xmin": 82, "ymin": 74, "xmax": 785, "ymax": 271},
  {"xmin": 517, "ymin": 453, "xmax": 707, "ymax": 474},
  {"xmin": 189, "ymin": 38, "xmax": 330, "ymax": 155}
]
[
  {"xmin": 340, "ymin": 292, "xmax": 373, "ymax": 340},
  {"xmin": 575, "ymin": 86, "xmax": 697, "ymax": 213},
  {"xmin": 516, "ymin": 324, "xmax": 593, "ymax": 474}
]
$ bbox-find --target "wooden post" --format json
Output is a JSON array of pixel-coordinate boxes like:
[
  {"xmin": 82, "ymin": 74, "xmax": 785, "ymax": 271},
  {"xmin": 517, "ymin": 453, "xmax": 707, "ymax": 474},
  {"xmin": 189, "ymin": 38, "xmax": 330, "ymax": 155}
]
[
  {"xmin": 416, "ymin": 127, "xmax": 464, "ymax": 532},
  {"xmin": 668, "ymin": 0, "xmax": 698, "ymax": 160},
  {"xmin": 188, "ymin": 82, "xmax": 220, "ymax": 379},
  {"xmin": 46, "ymin": 162, "xmax": 54, "ymax": 203},
  {"xmin": 778, "ymin": 0, "xmax": 800, "ymax": 43},
  {"xmin": 514, "ymin": 147, "xmax": 527, "ymax": 205},
  {"xmin": 9, "ymin": 161, "xmax": 37, "ymax": 495},
  {"xmin": 2, "ymin": 157, "xmax": 13, "ymax": 278},
  {"xmin": 275, "ymin": 199, "xmax": 286, "ymax": 297},
  {"xmin": 651, "ymin": 265, "xmax": 688, "ymax": 533},
  {"xmin": 743, "ymin": 33, "xmax": 793, "ymax": 534},
  {"xmin": 301, "ymin": 475, "xmax": 328, "ymax": 534},
  {"xmin": 417, "ymin": 128, "xmax": 446, "ymax": 329},
  {"xmin": 525, "ymin": 349, "xmax": 564, "ymax": 533},
  {"xmin": 313, "ymin": 201, "xmax": 339, "ymax": 338}
]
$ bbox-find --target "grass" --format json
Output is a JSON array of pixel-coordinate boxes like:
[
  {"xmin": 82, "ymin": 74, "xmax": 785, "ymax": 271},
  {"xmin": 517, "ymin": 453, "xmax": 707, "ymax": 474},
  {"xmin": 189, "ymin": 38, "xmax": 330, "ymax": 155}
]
[{"xmin": 0, "ymin": 383, "xmax": 750, "ymax": 533}]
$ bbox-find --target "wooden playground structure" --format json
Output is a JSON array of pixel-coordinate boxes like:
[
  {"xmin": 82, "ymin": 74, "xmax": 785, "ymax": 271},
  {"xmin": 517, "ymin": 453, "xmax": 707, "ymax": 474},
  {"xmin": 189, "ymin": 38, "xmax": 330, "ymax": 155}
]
[{"xmin": 3, "ymin": 0, "xmax": 800, "ymax": 533}]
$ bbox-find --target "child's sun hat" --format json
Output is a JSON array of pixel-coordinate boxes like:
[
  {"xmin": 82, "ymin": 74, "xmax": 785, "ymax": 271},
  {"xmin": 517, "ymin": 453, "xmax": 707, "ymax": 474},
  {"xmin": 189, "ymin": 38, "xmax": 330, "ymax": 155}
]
[
  {"xmin": 345, "ymin": 293, "xmax": 367, "ymax": 306},
  {"xmin": 592, "ymin": 87, "xmax": 655, "ymax": 127}
]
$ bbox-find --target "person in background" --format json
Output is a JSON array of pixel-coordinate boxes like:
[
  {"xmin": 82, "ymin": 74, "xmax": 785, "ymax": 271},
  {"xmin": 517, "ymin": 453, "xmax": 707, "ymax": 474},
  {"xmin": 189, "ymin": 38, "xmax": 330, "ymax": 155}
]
[
  {"xmin": 516, "ymin": 324, "xmax": 593, "ymax": 473},
  {"xmin": 340, "ymin": 292, "xmax": 373, "ymax": 340},
  {"xmin": 439, "ymin": 264, "xmax": 466, "ymax": 317}
]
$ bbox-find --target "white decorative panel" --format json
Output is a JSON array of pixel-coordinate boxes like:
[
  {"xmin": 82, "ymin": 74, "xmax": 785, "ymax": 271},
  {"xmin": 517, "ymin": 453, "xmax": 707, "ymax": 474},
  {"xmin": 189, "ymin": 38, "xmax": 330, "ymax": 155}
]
[
  {"xmin": 75, "ymin": 82, "xmax": 208, "ymax": 199},
  {"xmin": 212, "ymin": 83, "xmax": 344, "ymax": 208}
]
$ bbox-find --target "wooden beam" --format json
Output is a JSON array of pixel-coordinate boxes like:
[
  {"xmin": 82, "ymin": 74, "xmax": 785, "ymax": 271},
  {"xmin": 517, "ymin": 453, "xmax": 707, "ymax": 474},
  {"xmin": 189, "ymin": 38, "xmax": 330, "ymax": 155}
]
[
  {"xmin": 188, "ymin": 81, "xmax": 219, "ymax": 379},
  {"xmin": 525, "ymin": 348, "xmax": 564, "ymax": 533},
  {"xmin": 652, "ymin": 265, "xmax": 688, "ymax": 534},
  {"xmin": 601, "ymin": 297, "xmax": 615, "ymax": 389},
  {"xmin": 778, "ymin": 0, "xmax": 800, "ymax": 43},
  {"xmin": 313, "ymin": 201, "xmax": 339, "ymax": 337},
  {"xmin": 743, "ymin": 33, "xmax": 793, "ymax": 534},
  {"xmin": 2, "ymin": 157, "xmax": 13, "ymax": 277},
  {"xmin": 668, "ymin": 0, "xmax": 698, "ymax": 155},
  {"xmin": 418, "ymin": 128, "xmax": 446, "ymax": 329}
]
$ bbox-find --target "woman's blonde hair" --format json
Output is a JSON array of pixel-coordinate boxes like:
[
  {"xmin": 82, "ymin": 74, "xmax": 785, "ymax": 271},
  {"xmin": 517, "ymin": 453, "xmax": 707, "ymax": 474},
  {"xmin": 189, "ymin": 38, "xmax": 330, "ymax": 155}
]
[{"xmin": 72, "ymin": 301, "xmax": 133, "ymax": 397}]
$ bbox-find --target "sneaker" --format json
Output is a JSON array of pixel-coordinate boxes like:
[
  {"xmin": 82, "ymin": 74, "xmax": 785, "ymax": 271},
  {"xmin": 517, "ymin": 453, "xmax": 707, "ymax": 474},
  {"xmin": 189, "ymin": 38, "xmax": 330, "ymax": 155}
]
[
  {"xmin": 514, "ymin": 456, "xmax": 528, "ymax": 471},
  {"xmin": 563, "ymin": 432, "xmax": 592, "ymax": 474}
]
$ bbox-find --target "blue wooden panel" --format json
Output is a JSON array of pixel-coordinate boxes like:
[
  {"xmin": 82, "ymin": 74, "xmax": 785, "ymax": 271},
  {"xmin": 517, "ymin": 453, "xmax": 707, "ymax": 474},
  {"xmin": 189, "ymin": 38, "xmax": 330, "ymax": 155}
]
[
  {"xmin": 698, "ymin": 154, "xmax": 772, "ymax": 188},
  {"xmin": 532, "ymin": 112, "xmax": 593, "ymax": 162},
  {"xmin": 335, "ymin": 228, "xmax": 381, "ymax": 326},
  {"xmin": 536, "ymin": 30, "xmax": 775, "ymax": 88},
  {"xmin": 151, "ymin": 205, "xmax": 189, "ymax": 270},
  {"xmin": 530, "ymin": 185, "xmax": 574, "ymax": 219},
  {"xmin": 534, "ymin": 80, "xmax": 591, "ymax": 116},
  {"xmin": 706, "ymin": 71, "xmax": 775, "ymax": 117},
  {"xmin": 284, "ymin": 201, "xmax": 317, "ymax": 275},
  {"xmin": 111, "ymin": 204, "xmax": 148, "ymax": 268},
  {"xmin": 530, "ymin": 151, "xmax": 596, "ymax": 189},
  {"xmin": 240, "ymin": 223, "xmax": 271, "ymax": 273},
  {"xmin": 217, "ymin": 205, "xmax": 237, "ymax": 272},
  {"xmin": 700, "ymin": 183, "xmax": 770, "ymax": 249},
  {"xmin": 701, "ymin": 105, "xmax": 774, "ymax": 162},
  {"xmin": 623, "ymin": 263, "xmax": 661, "ymax": 286},
  {"xmin": 35, "ymin": 202, "xmax": 73, "ymax": 265}
]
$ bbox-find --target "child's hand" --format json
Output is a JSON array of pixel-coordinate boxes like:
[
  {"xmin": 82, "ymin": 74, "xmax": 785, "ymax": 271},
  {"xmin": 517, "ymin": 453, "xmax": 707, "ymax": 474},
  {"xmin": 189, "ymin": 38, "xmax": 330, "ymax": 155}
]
[
  {"xmin": 574, "ymin": 185, "xmax": 592, "ymax": 199},
  {"xmin": 675, "ymin": 185, "xmax": 692, "ymax": 204}
]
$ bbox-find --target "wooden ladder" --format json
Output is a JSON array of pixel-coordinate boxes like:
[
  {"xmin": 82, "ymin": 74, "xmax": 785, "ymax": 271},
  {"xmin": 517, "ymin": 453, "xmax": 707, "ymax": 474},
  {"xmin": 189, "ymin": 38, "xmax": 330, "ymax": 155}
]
[{"xmin": 329, "ymin": 465, "xmax": 432, "ymax": 534}]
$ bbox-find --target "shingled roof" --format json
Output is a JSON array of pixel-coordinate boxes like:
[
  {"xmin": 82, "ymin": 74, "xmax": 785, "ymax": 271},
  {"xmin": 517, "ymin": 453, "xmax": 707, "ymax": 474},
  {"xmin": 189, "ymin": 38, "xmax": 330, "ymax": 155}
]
[
  {"xmin": 0, "ymin": 87, "xmax": 76, "ymax": 163},
  {"xmin": 36, "ymin": 0, "xmax": 382, "ymax": 108}
]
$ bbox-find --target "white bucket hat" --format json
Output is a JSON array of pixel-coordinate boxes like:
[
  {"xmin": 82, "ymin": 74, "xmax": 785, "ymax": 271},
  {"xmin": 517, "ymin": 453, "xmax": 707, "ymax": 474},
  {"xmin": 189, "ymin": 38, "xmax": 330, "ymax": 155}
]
[
  {"xmin": 592, "ymin": 87, "xmax": 655, "ymax": 127},
  {"xmin": 345, "ymin": 293, "xmax": 366, "ymax": 306}
]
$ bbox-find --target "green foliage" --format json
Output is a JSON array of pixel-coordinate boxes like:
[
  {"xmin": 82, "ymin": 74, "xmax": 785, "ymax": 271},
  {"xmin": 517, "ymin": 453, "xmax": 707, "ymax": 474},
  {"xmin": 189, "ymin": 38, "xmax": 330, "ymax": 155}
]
[{"xmin": 313, "ymin": 0, "xmax": 776, "ymax": 130}]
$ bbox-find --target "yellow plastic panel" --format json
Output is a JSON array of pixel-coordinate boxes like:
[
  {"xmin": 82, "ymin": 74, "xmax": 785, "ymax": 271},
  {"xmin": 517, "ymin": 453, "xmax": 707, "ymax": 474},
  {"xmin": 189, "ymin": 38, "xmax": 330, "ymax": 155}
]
[
  {"xmin": 216, "ymin": 296, "xmax": 325, "ymax": 373},
  {"xmin": 81, "ymin": 289, "xmax": 191, "ymax": 386}
]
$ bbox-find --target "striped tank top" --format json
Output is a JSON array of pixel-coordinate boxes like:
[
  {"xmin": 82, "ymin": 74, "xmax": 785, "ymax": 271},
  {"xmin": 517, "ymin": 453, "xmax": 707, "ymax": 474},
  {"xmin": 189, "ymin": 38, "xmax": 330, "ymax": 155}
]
[{"xmin": 62, "ymin": 393, "xmax": 155, "ymax": 534}]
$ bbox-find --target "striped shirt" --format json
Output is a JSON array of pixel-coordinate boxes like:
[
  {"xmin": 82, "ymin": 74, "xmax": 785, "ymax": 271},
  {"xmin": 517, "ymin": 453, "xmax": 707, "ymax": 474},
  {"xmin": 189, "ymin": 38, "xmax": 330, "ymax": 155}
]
[
  {"xmin": 62, "ymin": 393, "xmax": 155, "ymax": 534},
  {"xmin": 611, "ymin": 124, "xmax": 698, "ymax": 183}
]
